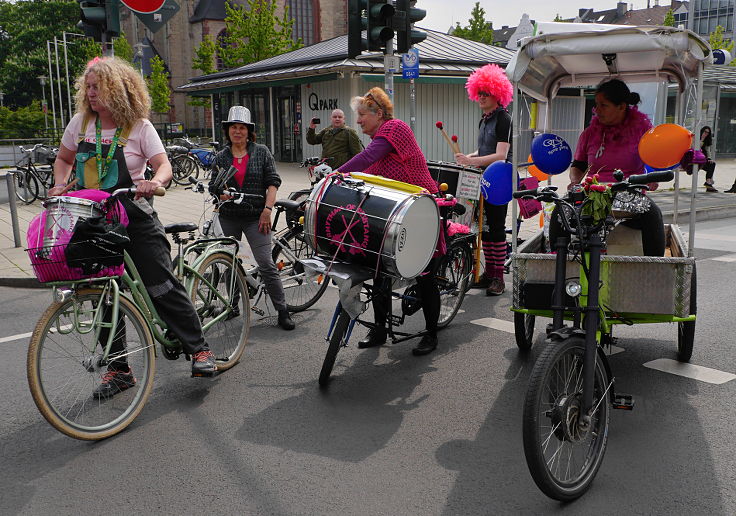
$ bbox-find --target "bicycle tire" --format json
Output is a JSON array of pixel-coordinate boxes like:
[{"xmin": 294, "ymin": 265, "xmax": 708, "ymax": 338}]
[
  {"xmin": 677, "ymin": 264, "xmax": 697, "ymax": 362},
  {"xmin": 522, "ymin": 336, "xmax": 611, "ymax": 501},
  {"xmin": 190, "ymin": 251, "xmax": 250, "ymax": 372},
  {"xmin": 272, "ymin": 227, "xmax": 329, "ymax": 312},
  {"xmin": 171, "ymin": 154, "xmax": 199, "ymax": 185},
  {"xmin": 436, "ymin": 240, "xmax": 472, "ymax": 328},
  {"xmin": 13, "ymin": 168, "xmax": 39, "ymax": 203},
  {"xmin": 27, "ymin": 289, "xmax": 156, "ymax": 440},
  {"xmin": 514, "ymin": 312, "xmax": 536, "ymax": 351},
  {"xmin": 319, "ymin": 307, "xmax": 350, "ymax": 388}
]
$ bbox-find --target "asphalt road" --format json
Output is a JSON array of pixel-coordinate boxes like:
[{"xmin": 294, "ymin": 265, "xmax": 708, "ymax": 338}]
[{"xmin": 1, "ymin": 219, "xmax": 735, "ymax": 515}]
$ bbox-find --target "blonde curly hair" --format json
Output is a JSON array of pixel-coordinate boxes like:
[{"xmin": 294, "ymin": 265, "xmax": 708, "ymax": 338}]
[
  {"xmin": 350, "ymin": 87, "xmax": 394, "ymax": 120},
  {"xmin": 74, "ymin": 57, "xmax": 151, "ymax": 128}
]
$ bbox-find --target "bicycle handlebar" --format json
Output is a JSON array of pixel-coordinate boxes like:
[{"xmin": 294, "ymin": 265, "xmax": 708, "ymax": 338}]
[{"xmin": 110, "ymin": 185, "xmax": 166, "ymax": 197}]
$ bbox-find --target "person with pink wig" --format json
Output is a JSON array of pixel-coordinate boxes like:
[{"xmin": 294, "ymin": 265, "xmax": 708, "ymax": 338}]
[{"xmin": 455, "ymin": 63, "xmax": 514, "ymax": 296}]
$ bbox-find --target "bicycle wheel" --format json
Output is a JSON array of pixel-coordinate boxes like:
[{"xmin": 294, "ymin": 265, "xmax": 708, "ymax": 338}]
[
  {"xmin": 272, "ymin": 227, "xmax": 329, "ymax": 312},
  {"xmin": 436, "ymin": 241, "xmax": 472, "ymax": 328},
  {"xmin": 27, "ymin": 289, "xmax": 156, "ymax": 440},
  {"xmin": 171, "ymin": 154, "xmax": 199, "ymax": 185},
  {"xmin": 191, "ymin": 251, "xmax": 250, "ymax": 372},
  {"xmin": 514, "ymin": 312, "xmax": 536, "ymax": 351},
  {"xmin": 319, "ymin": 307, "xmax": 350, "ymax": 388},
  {"xmin": 677, "ymin": 264, "xmax": 696, "ymax": 362},
  {"xmin": 13, "ymin": 168, "xmax": 39, "ymax": 204},
  {"xmin": 523, "ymin": 336, "xmax": 611, "ymax": 501}
]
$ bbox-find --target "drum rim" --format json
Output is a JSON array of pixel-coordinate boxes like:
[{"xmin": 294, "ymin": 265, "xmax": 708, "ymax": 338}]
[{"xmin": 42, "ymin": 195, "xmax": 104, "ymax": 210}]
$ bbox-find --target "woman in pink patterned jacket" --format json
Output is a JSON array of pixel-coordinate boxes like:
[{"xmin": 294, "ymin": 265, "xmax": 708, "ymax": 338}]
[{"xmin": 339, "ymin": 87, "xmax": 440, "ymax": 356}]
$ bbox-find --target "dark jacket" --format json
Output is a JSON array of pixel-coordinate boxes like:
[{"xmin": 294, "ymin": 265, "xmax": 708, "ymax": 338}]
[
  {"xmin": 212, "ymin": 141, "xmax": 281, "ymax": 220},
  {"xmin": 306, "ymin": 126, "xmax": 364, "ymax": 169}
]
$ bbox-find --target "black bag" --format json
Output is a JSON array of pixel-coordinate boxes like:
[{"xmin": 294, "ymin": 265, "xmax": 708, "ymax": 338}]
[{"xmin": 64, "ymin": 216, "xmax": 130, "ymax": 274}]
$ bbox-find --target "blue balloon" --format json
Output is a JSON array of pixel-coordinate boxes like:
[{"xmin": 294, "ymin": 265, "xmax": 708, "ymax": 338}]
[
  {"xmin": 530, "ymin": 133, "xmax": 572, "ymax": 175},
  {"xmin": 644, "ymin": 163, "xmax": 678, "ymax": 173},
  {"xmin": 481, "ymin": 161, "xmax": 513, "ymax": 205}
]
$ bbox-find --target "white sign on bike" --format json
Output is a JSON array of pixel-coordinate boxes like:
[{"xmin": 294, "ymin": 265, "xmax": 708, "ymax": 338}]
[{"xmin": 456, "ymin": 169, "xmax": 481, "ymax": 200}]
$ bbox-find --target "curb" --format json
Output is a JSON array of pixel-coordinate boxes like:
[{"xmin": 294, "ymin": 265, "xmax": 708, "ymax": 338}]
[
  {"xmin": 0, "ymin": 277, "xmax": 45, "ymax": 289},
  {"xmin": 661, "ymin": 205, "xmax": 736, "ymax": 224}
]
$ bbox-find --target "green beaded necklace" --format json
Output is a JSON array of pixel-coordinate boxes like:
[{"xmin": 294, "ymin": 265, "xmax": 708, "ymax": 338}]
[{"xmin": 95, "ymin": 117, "xmax": 123, "ymax": 181}]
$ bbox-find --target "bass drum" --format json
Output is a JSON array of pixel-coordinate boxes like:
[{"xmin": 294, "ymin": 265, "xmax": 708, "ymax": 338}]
[{"xmin": 304, "ymin": 174, "xmax": 440, "ymax": 279}]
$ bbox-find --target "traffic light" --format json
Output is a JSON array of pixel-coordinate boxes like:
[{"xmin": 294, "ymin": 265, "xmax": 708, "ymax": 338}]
[
  {"xmin": 367, "ymin": 0, "xmax": 395, "ymax": 53},
  {"xmin": 395, "ymin": 0, "xmax": 427, "ymax": 54},
  {"xmin": 77, "ymin": 0, "xmax": 120, "ymax": 42},
  {"xmin": 347, "ymin": 0, "xmax": 368, "ymax": 59}
]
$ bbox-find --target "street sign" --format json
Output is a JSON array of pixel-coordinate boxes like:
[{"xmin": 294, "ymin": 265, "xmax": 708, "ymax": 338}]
[
  {"xmin": 120, "ymin": 0, "xmax": 165, "ymax": 14},
  {"xmin": 402, "ymin": 48, "xmax": 419, "ymax": 79},
  {"xmin": 384, "ymin": 55, "xmax": 400, "ymax": 73},
  {"xmin": 132, "ymin": 0, "xmax": 179, "ymax": 33}
]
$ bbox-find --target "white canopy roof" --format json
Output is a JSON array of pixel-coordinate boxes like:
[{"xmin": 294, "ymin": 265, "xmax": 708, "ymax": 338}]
[{"xmin": 505, "ymin": 23, "xmax": 712, "ymax": 101}]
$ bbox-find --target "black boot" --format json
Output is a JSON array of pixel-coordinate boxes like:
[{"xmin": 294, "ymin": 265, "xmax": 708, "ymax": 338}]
[
  {"xmin": 412, "ymin": 334, "xmax": 438, "ymax": 356},
  {"xmin": 725, "ymin": 183, "xmax": 736, "ymax": 193},
  {"xmin": 277, "ymin": 309, "xmax": 295, "ymax": 330},
  {"xmin": 358, "ymin": 327, "xmax": 387, "ymax": 348}
]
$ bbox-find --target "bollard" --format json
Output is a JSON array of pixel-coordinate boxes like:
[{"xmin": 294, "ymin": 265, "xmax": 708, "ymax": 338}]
[{"xmin": 5, "ymin": 172, "xmax": 22, "ymax": 247}]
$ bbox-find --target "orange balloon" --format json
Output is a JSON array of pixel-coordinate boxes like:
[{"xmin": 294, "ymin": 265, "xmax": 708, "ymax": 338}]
[
  {"xmin": 528, "ymin": 153, "xmax": 549, "ymax": 180},
  {"xmin": 638, "ymin": 124, "xmax": 693, "ymax": 169}
]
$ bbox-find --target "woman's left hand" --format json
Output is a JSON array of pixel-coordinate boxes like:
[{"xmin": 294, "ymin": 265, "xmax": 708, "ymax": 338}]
[
  {"xmin": 135, "ymin": 178, "xmax": 163, "ymax": 199},
  {"xmin": 258, "ymin": 208, "xmax": 272, "ymax": 234},
  {"xmin": 647, "ymin": 182, "xmax": 659, "ymax": 192}
]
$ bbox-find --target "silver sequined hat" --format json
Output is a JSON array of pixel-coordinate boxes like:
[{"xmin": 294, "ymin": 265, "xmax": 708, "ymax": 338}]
[{"xmin": 222, "ymin": 105, "xmax": 255, "ymax": 131}]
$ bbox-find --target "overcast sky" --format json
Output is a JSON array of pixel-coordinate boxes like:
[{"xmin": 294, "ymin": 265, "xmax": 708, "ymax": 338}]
[{"xmin": 418, "ymin": 1, "xmax": 649, "ymax": 32}]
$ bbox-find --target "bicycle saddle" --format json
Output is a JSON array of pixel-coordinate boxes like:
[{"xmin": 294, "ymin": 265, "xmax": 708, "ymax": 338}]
[{"xmin": 164, "ymin": 222, "xmax": 198, "ymax": 234}]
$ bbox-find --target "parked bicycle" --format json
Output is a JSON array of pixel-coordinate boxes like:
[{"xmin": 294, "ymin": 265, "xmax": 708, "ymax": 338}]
[
  {"xmin": 25, "ymin": 186, "xmax": 249, "ymax": 440},
  {"xmin": 166, "ymin": 143, "xmax": 200, "ymax": 186},
  {"xmin": 187, "ymin": 171, "xmax": 329, "ymax": 314},
  {"xmin": 10, "ymin": 143, "xmax": 58, "ymax": 203},
  {"xmin": 175, "ymin": 137, "xmax": 219, "ymax": 180}
]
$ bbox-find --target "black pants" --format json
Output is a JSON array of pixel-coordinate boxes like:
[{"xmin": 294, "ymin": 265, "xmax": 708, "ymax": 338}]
[
  {"xmin": 549, "ymin": 199, "xmax": 666, "ymax": 257},
  {"xmin": 481, "ymin": 202, "xmax": 508, "ymax": 242},
  {"xmin": 371, "ymin": 257, "xmax": 440, "ymax": 336},
  {"xmin": 108, "ymin": 198, "xmax": 206, "ymax": 370}
]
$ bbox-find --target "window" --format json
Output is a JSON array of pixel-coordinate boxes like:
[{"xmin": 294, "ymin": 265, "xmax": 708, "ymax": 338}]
[
  {"xmin": 287, "ymin": 0, "xmax": 316, "ymax": 46},
  {"xmin": 216, "ymin": 29, "xmax": 229, "ymax": 71}
]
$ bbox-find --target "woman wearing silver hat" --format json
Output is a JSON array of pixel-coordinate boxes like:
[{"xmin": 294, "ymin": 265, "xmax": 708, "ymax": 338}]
[{"xmin": 212, "ymin": 106, "xmax": 295, "ymax": 330}]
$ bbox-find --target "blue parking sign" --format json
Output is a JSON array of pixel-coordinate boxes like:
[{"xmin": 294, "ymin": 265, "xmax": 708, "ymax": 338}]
[{"xmin": 402, "ymin": 48, "xmax": 420, "ymax": 79}]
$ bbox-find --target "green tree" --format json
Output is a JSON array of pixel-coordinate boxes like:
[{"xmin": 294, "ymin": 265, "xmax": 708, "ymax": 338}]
[
  {"xmin": 189, "ymin": 35, "xmax": 217, "ymax": 107},
  {"xmin": 709, "ymin": 25, "xmax": 735, "ymax": 66},
  {"xmin": 147, "ymin": 55, "xmax": 170, "ymax": 115},
  {"xmin": 451, "ymin": 2, "xmax": 493, "ymax": 45},
  {"xmin": 663, "ymin": 10, "xmax": 675, "ymax": 27},
  {"xmin": 219, "ymin": 0, "xmax": 302, "ymax": 69},
  {"xmin": 113, "ymin": 32, "xmax": 134, "ymax": 63},
  {"xmin": 0, "ymin": 101, "xmax": 45, "ymax": 138},
  {"xmin": 0, "ymin": 0, "xmax": 82, "ymax": 109}
]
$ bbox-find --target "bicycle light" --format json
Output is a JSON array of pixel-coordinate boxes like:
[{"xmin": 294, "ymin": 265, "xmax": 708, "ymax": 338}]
[
  {"xmin": 53, "ymin": 287, "xmax": 74, "ymax": 303},
  {"xmin": 565, "ymin": 280, "xmax": 582, "ymax": 298}
]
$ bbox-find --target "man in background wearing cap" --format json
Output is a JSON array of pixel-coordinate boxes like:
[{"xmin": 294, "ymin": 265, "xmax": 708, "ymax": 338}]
[
  {"xmin": 455, "ymin": 64, "xmax": 514, "ymax": 296},
  {"xmin": 307, "ymin": 109, "xmax": 364, "ymax": 169},
  {"xmin": 212, "ymin": 105, "xmax": 295, "ymax": 330}
]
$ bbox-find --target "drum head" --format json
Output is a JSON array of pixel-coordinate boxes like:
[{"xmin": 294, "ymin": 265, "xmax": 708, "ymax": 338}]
[{"xmin": 391, "ymin": 194, "xmax": 440, "ymax": 278}]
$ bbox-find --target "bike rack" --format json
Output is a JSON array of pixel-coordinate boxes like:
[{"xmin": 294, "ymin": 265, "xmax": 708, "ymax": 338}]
[{"xmin": 5, "ymin": 172, "xmax": 22, "ymax": 247}]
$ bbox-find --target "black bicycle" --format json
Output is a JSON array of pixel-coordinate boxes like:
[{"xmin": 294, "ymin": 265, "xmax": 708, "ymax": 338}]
[{"xmin": 11, "ymin": 143, "xmax": 57, "ymax": 203}]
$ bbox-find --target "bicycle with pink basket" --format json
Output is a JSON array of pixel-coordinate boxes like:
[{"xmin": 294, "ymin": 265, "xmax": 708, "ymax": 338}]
[{"xmin": 25, "ymin": 186, "xmax": 250, "ymax": 440}]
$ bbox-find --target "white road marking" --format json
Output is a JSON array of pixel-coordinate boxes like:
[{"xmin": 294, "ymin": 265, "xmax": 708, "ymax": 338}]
[
  {"xmin": 695, "ymin": 232, "xmax": 736, "ymax": 242},
  {"xmin": 712, "ymin": 254, "xmax": 736, "ymax": 262},
  {"xmin": 470, "ymin": 317, "xmax": 515, "ymax": 333},
  {"xmin": 644, "ymin": 358, "xmax": 736, "ymax": 384},
  {"xmin": 0, "ymin": 332, "xmax": 32, "ymax": 344}
]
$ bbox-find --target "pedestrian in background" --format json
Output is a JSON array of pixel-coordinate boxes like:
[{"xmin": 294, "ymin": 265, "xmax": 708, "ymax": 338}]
[
  {"xmin": 454, "ymin": 63, "xmax": 514, "ymax": 296},
  {"xmin": 306, "ymin": 108, "xmax": 364, "ymax": 169},
  {"xmin": 700, "ymin": 126, "xmax": 718, "ymax": 192}
]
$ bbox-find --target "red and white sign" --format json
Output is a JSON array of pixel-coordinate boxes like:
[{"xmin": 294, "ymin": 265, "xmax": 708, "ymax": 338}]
[{"xmin": 120, "ymin": 0, "xmax": 166, "ymax": 14}]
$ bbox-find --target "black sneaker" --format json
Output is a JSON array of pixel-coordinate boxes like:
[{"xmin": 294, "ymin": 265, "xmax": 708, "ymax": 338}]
[
  {"xmin": 485, "ymin": 277, "xmax": 505, "ymax": 296},
  {"xmin": 358, "ymin": 327, "xmax": 387, "ymax": 348},
  {"xmin": 191, "ymin": 350, "xmax": 217, "ymax": 377},
  {"xmin": 92, "ymin": 368, "xmax": 136, "ymax": 399},
  {"xmin": 277, "ymin": 309, "xmax": 295, "ymax": 330},
  {"xmin": 412, "ymin": 334, "xmax": 438, "ymax": 356}
]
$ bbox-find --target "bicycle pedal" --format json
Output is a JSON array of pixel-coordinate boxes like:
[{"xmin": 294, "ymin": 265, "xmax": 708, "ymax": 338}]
[
  {"xmin": 612, "ymin": 393, "xmax": 634, "ymax": 410},
  {"xmin": 191, "ymin": 369, "xmax": 218, "ymax": 378},
  {"xmin": 251, "ymin": 306, "xmax": 265, "ymax": 316}
]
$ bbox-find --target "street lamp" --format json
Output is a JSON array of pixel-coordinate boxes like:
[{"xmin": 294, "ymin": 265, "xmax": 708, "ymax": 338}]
[
  {"xmin": 38, "ymin": 76, "xmax": 49, "ymax": 132},
  {"xmin": 0, "ymin": 91, "xmax": 4, "ymax": 107}
]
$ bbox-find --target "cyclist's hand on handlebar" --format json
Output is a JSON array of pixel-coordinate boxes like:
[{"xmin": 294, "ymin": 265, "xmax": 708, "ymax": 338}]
[
  {"xmin": 48, "ymin": 185, "xmax": 66, "ymax": 197},
  {"xmin": 135, "ymin": 178, "xmax": 163, "ymax": 199},
  {"xmin": 647, "ymin": 182, "xmax": 659, "ymax": 192}
]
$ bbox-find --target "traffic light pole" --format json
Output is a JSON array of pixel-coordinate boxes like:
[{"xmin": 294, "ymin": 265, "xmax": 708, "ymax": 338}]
[
  {"xmin": 384, "ymin": 39, "xmax": 394, "ymax": 104},
  {"xmin": 409, "ymin": 78, "xmax": 416, "ymax": 132}
]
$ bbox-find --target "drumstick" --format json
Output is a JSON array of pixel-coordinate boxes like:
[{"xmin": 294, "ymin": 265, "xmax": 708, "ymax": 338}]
[
  {"xmin": 59, "ymin": 178, "xmax": 78, "ymax": 195},
  {"xmin": 435, "ymin": 121, "xmax": 457, "ymax": 154},
  {"xmin": 451, "ymin": 134, "xmax": 461, "ymax": 155}
]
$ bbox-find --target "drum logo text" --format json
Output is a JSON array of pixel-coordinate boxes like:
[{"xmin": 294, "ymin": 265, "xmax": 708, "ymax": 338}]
[
  {"xmin": 398, "ymin": 228, "xmax": 407, "ymax": 252},
  {"xmin": 324, "ymin": 204, "xmax": 371, "ymax": 255}
]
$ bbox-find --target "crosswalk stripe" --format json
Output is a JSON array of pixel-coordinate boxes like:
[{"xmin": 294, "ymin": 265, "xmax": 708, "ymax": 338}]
[
  {"xmin": 644, "ymin": 358, "xmax": 735, "ymax": 384},
  {"xmin": 0, "ymin": 332, "xmax": 32, "ymax": 344},
  {"xmin": 470, "ymin": 317, "xmax": 515, "ymax": 333},
  {"xmin": 712, "ymin": 254, "xmax": 736, "ymax": 262}
]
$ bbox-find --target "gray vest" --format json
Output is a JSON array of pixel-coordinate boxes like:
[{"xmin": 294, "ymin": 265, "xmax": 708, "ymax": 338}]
[{"xmin": 477, "ymin": 109, "xmax": 512, "ymax": 161}]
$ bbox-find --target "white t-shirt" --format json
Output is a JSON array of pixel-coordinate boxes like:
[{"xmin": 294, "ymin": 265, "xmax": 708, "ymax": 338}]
[{"xmin": 61, "ymin": 113, "xmax": 166, "ymax": 184}]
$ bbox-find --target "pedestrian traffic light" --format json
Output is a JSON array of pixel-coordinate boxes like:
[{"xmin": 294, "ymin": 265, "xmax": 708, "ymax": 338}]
[
  {"xmin": 347, "ymin": 0, "xmax": 368, "ymax": 59},
  {"xmin": 367, "ymin": 0, "xmax": 395, "ymax": 53},
  {"xmin": 395, "ymin": 0, "xmax": 427, "ymax": 54},
  {"xmin": 77, "ymin": 0, "xmax": 120, "ymax": 42}
]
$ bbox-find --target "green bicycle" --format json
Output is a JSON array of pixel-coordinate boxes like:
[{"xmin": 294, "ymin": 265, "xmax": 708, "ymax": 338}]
[{"xmin": 25, "ymin": 187, "xmax": 250, "ymax": 440}]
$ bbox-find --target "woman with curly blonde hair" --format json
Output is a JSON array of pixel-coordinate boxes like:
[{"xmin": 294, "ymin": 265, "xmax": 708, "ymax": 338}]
[{"xmin": 49, "ymin": 56, "xmax": 218, "ymax": 393}]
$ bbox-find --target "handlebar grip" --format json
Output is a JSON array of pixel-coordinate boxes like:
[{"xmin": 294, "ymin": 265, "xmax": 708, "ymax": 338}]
[
  {"xmin": 189, "ymin": 176, "xmax": 199, "ymax": 185},
  {"xmin": 630, "ymin": 170, "xmax": 674, "ymax": 184},
  {"xmin": 153, "ymin": 187, "xmax": 166, "ymax": 197},
  {"xmin": 513, "ymin": 188, "xmax": 538, "ymax": 199},
  {"xmin": 453, "ymin": 203, "xmax": 466, "ymax": 216}
]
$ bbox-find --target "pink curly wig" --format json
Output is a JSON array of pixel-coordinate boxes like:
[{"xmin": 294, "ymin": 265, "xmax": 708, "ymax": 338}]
[{"xmin": 465, "ymin": 64, "xmax": 513, "ymax": 107}]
